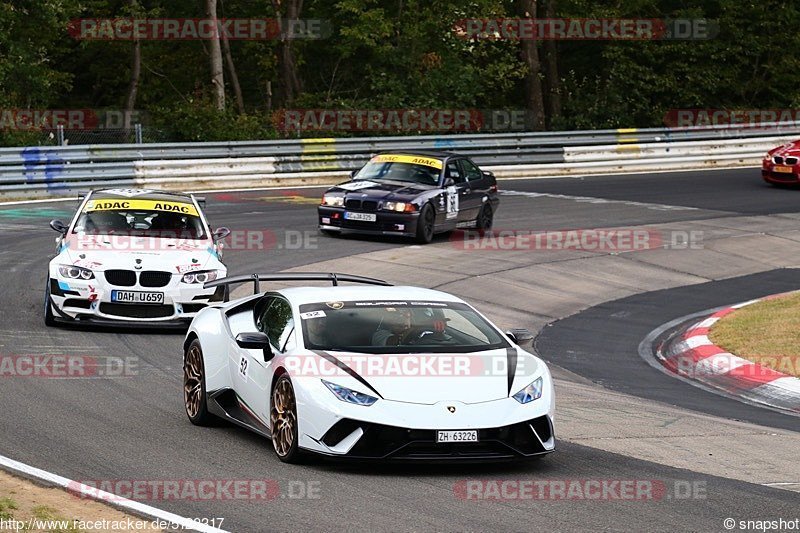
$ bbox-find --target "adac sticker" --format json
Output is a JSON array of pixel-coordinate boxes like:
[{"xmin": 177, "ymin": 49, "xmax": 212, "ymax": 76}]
[
  {"xmin": 84, "ymin": 199, "xmax": 198, "ymax": 216},
  {"xmin": 371, "ymin": 154, "xmax": 443, "ymax": 170}
]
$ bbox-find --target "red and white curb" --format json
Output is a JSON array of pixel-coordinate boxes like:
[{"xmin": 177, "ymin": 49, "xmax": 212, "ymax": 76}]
[
  {"xmin": 656, "ymin": 295, "xmax": 800, "ymax": 414},
  {"xmin": 0, "ymin": 453, "xmax": 228, "ymax": 533}
]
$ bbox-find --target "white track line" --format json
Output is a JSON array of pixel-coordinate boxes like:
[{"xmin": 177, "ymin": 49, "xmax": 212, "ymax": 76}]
[{"xmin": 0, "ymin": 453, "xmax": 228, "ymax": 533}]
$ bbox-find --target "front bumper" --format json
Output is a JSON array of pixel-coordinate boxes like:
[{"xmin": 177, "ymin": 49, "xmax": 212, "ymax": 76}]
[
  {"xmin": 762, "ymin": 165, "xmax": 800, "ymax": 184},
  {"xmin": 311, "ymin": 415, "xmax": 554, "ymax": 462},
  {"xmin": 49, "ymin": 276, "xmax": 224, "ymax": 326},
  {"xmin": 294, "ymin": 379, "xmax": 556, "ymax": 462},
  {"xmin": 318, "ymin": 206, "xmax": 421, "ymax": 237}
]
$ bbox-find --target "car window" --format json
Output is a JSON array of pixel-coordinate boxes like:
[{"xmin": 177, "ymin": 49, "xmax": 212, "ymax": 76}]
[
  {"xmin": 459, "ymin": 160, "xmax": 483, "ymax": 182},
  {"xmin": 257, "ymin": 297, "xmax": 295, "ymax": 352},
  {"xmin": 446, "ymin": 160, "xmax": 466, "ymax": 184}
]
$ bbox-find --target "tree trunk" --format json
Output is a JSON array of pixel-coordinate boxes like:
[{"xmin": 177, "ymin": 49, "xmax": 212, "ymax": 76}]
[
  {"xmin": 206, "ymin": 0, "xmax": 225, "ymax": 110},
  {"xmin": 542, "ymin": 0, "xmax": 561, "ymax": 128},
  {"xmin": 123, "ymin": 0, "xmax": 141, "ymax": 129},
  {"xmin": 271, "ymin": 0, "xmax": 303, "ymax": 106},
  {"xmin": 519, "ymin": 0, "xmax": 545, "ymax": 130},
  {"xmin": 221, "ymin": 30, "xmax": 245, "ymax": 114}
]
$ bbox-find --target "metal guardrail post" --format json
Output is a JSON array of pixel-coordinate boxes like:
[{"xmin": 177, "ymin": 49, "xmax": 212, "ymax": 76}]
[
  {"xmin": 57, "ymin": 125, "xmax": 65, "ymax": 146},
  {"xmin": 135, "ymin": 124, "xmax": 143, "ymax": 144}
]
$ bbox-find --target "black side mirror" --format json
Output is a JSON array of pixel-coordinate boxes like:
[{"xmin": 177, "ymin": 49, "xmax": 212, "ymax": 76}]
[
  {"xmin": 212, "ymin": 227, "xmax": 231, "ymax": 242},
  {"xmin": 236, "ymin": 332, "xmax": 275, "ymax": 362},
  {"xmin": 482, "ymin": 170, "xmax": 495, "ymax": 179},
  {"xmin": 350, "ymin": 170, "xmax": 359, "ymax": 178},
  {"xmin": 50, "ymin": 220, "xmax": 68, "ymax": 235},
  {"xmin": 506, "ymin": 328, "xmax": 534, "ymax": 347}
]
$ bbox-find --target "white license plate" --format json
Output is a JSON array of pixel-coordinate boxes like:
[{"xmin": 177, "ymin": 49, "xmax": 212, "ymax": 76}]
[
  {"xmin": 111, "ymin": 290, "xmax": 164, "ymax": 304},
  {"xmin": 344, "ymin": 212, "xmax": 377, "ymax": 222},
  {"xmin": 774, "ymin": 165, "xmax": 794, "ymax": 173},
  {"xmin": 436, "ymin": 430, "xmax": 478, "ymax": 443}
]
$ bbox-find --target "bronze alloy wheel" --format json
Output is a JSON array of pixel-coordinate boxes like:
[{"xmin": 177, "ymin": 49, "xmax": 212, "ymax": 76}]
[
  {"xmin": 183, "ymin": 340, "xmax": 212, "ymax": 425},
  {"xmin": 270, "ymin": 375, "xmax": 299, "ymax": 461}
]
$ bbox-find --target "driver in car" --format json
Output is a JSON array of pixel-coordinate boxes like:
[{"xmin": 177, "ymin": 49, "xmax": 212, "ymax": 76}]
[{"xmin": 372, "ymin": 308, "xmax": 414, "ymax": 346}]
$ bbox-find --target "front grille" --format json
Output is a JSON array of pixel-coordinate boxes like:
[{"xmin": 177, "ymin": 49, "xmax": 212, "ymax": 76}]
[
  {"xmin": 344, "ymin": 199, "xmax": 378, "ymax": 212},
  {"xmin": 99, "ymin": 303, "xmax": 174, "ymax": 319},
  {"xmin": 786, "ymin": 156, "xmax": 799, "ymax": 165},
  {"xmin": 774, "ymin": 155, "xmax": 785, "ymax": 164},
  {"xmin": 139, "ymin": 271, "xmax": 172, "ymax": 288},
  {"xmin": 104, "ymin": 270, "xmax": 136, "ymax": 287}
]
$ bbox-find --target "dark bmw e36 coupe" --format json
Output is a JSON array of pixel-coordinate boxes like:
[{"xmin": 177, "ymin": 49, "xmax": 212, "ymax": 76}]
[{"xmin": 318, "ymin": 151, "xmax": 500, "ymax": 243}]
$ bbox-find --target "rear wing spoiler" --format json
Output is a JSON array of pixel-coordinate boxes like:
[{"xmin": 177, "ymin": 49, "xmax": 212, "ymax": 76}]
[{"xmin": 204, "ymin": 272, "xmax": 392, "ymax": 301}]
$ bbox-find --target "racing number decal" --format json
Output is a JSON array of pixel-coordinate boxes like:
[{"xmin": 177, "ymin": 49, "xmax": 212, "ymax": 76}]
[
  {"xmin": 239, "ymin": 356, "xmax": 249, "ymax": 381},
  {"xmin": 445, "ymin": 186, "xmax": 459, "ymax": 220}
]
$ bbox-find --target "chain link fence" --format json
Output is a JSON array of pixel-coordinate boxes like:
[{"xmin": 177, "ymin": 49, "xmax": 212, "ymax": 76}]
[{"xmin": 35, "ymin": 125, "xmax": 171, "ymax": 146}]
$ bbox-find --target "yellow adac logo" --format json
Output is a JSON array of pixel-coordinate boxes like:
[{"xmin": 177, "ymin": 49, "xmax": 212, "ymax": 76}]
[
  {"xmin": 371, "ymin": 154, "xmax": 443, "ymax": 170},
  {"xmin": 85, "ymin": 199, "xmax": 198, "ymax": 216}
]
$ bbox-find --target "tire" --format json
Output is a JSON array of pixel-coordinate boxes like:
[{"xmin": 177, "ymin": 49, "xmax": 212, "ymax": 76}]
[
  {"xmin": 475, "ymin": 203, "xmax": 494, "ymax": 231},
  {"xmin": 184, "ymin": 339, "xmax": 214, "ymax": 426},
  {"xmin": 43, "ymin": 280, "xmax": 56, "ymax": 327},
  {"xmin": 270, "ymin": 374, "xmax": 301, "ymax": 463},
  {"xmin": 415, "ymin": 203, "xmax": 435, "ymax": 244}
]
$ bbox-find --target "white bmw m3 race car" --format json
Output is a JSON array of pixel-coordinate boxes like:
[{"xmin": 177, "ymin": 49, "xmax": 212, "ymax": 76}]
[
  {"xmin": 45, "ymin": 188, "xmax": 230, "ymax": 327},
  {"xmin": 183, "ymin": 273, "xmax": 555, "ymax": 463}
]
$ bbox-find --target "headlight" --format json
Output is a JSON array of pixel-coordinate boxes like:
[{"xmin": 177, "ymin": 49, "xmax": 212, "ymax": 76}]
[
  {"xmin": 58, "ymin": 265, "xmax": 94, "ymax": 280},
  {"xmin": 322, "ymin": 195, "xmax": 344, "ymax": 207},
  {"xmin": 322, "ymin": 380, "xmax": 378, "ymax": 406},
  {"xmin": 512, "ymin": 377, "xmax": 543, "ymax": 404},
  {"xmin": 383, "ymin": 201, "xmax": 416, "ymax": 212},
  {"xmin": 181, "ymin": 270, "xmax": 220, "ymax": 284}
]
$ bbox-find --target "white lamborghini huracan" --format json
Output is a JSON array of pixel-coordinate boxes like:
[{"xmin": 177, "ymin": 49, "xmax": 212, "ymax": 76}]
[{"xmin": 183, "ymin": 273, "xmax": 555, "ymax": 463}]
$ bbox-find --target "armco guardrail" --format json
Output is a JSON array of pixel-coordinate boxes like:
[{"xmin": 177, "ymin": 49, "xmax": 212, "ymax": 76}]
[{"xmin": 1, "ymin": 123, "xmax": 799, "ymax": 198}]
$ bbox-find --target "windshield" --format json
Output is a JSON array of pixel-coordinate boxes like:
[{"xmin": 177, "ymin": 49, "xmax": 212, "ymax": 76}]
[
  {"xmin": 299, "ymin": 301, "xmax": 509, "ymax": 354},
  {"xmin": 72, "ymin": 197, "xmax": 207, "ymax": 239},
  {"xmin": 355, "ymin": 154, "xmax": 442, "ymax": 185}
]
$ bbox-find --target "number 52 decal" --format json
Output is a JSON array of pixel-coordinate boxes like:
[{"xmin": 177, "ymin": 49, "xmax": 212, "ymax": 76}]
[{"xmin": 239, "ymin": 356, "xmax": 249, "ymax": 380}]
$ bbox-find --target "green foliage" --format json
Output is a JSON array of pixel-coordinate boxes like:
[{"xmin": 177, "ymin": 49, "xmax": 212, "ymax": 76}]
[{"xmin": 1, "ymin": 0, "xmax": 800, "ymax": 144}]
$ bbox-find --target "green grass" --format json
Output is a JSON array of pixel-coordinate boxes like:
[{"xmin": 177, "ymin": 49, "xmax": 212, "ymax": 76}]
[
  {"xmin": 709, "ymin": 293, "xmax": 800, "ymax": 377},
  {"xmin": 0, "ymin": 496, "xmax": 17, "ymax": 520}
]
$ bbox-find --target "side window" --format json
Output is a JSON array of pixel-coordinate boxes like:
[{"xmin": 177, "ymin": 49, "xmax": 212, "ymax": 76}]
[
  {"xmin": 257, "ymin": 297, "xmax": 295, "ymax": 352},
  {"xmin": 459, "ymin": 159, "xmax": 483, "ymax": 182},
  {"xmin": 446, "ymin": 160, "xmax": 466, "ymax": 184}
]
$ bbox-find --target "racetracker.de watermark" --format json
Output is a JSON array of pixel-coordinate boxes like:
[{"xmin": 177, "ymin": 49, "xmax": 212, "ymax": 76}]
[
  {"xmin": 454, "ymin": 479, "xmax": 707, "ymax": 501},
  {"xmin": 68, "ymin": 479, "xmax": 321, "ymax": 502},
  {"xmin": 670, "ymin": 354, "xmax": 800, "ymax": 378},
  {"xmin": 451, "ymin": 229, "xmax": 704, "ymax": 252},
  {"xmin": 0, "ymin": 109, "xmax": 143, "ymax": 131},
  {"xmin": 0, "ymin": 355, "xmax": 137, "ymax": 378},
  {"xmin": 664, "ymin": 109, "xmax": 800, "ymax": 130},
  {"xmin": 282, "ymin": 353, "xmax": 538, "ymax": 378},
  {"xmin": 68, "ymin": 18, "xmax": 331, "ymax": 40},
  {"xmin": 273, "ymin": 109, "xmax": 528, "ymax": 133},
  {"xmin": 453, "ymin": 18, "xmax": 717, "ymax": 40},
  {"xmin": 70, "ymin": 230, "xmax": 318, "ymax": 252}
]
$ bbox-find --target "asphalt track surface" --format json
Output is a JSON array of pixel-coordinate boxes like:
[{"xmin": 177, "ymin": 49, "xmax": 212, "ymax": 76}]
[{"xmin": 0, "ymin": 168, "xmax": 798, "ymax": 532}]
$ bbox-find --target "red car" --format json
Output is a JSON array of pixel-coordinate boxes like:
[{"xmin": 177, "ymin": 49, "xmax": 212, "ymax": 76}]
[{"xmin": 762, "ymin": 142, "xmax": 800, "ymax": 185}]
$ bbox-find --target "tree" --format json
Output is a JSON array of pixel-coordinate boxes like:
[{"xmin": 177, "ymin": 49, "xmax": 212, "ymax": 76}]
[
  {"xmin": 518, "ymin": 0, "xmax": 545, "ymax": 130},
  {"xmin": 205, "ymin": 0, "xmax": 225, "ymax": 110}
]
